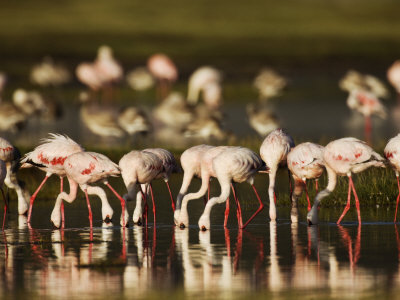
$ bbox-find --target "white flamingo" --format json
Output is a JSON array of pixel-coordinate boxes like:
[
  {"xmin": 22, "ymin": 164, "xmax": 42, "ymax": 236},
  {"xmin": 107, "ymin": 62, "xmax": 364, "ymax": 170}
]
[
  {"xmin": 20, "ymin": 134, "xmax": 85, "ymax": 225},
  {"xmin": 384, "ymin": 134, "xmax": 400, "ymax": 222},
  {"xmin": 51, "ymin": 151, "xmax": 124, "ymax": 228},
  {"xmin": 387, "ymin": 60, "xmax": 400, "ymax": 99},
  {"xmin": 174, "ymin": 144, "xmax": 214, "ymax": 224},
  {"xmin": 287, "ymin": 142, "xmax": 325, "ymax": 212},
  {"xmin": 198, "ymin": 146, "xmax": 265, "ymax": 231},
  {"xmin": 147, "ymin": 53, "xmax": 178, "ymax": 99},
  {"xmin": 260, "ymin": 129, "xmax": 295, "ymax": 221},
  {"xmin": 307, "ymin": 137, "xmax": 386, "ymax": 225}
]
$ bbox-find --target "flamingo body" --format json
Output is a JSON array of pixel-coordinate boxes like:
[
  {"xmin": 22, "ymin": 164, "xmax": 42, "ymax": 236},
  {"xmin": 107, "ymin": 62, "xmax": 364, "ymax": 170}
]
[
  {"xmin": 384, "ymin": 134, "xmax": 400, "ymax": 221},
  {"xmin": 260, "ymin": 129, "xmax": 295, "ymax": 221},
  {"xmin": 388, "ymin": 60, "xmax": 400, "ymax": 94},
  {"xmin": 198, "ymin": 146, "xmax": 264, "ymax": 230},
  {"xmin": 307, "ymin": 137, "xmax": 386, "ymax": 225}
]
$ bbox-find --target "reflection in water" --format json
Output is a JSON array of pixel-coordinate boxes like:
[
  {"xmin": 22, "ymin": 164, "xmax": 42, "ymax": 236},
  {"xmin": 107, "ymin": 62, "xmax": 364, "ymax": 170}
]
[{"xmin": 3, "ymin": 220, "xmax": 400, "ymax": 298}]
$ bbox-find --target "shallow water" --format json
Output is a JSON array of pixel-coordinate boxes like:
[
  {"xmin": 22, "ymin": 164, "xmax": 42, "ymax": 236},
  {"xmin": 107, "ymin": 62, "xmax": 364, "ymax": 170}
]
[{"xmin": 2, "ymin": 178, "xmax": 400, "ymax": 299}]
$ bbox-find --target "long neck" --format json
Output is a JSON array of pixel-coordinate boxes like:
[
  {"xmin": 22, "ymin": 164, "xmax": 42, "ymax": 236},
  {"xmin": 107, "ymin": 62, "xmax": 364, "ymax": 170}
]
[
  {"xmin": 176, "ymin": 171, "xmax": 194, "ymax": 212},
  {"xmin": 307, "ymin": 165, "xmax": 336, "ymax": 224},
  {"xmin": 200, "ymin": 177, "xmax": 231, "ymax": 224}
]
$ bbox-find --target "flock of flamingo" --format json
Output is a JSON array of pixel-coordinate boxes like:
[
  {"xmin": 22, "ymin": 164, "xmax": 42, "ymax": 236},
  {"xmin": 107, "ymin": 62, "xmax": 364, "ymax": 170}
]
[
  {"xmin": 1, "ymin": 126, "xmax": 400, "ymax": 231},
  {"xmin": 1, "ymin": 46, "xmax": 400, "ymax": 144}
]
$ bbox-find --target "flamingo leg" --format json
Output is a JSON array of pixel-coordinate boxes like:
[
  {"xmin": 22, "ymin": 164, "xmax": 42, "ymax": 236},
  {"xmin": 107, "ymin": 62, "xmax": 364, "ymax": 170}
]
[
  {"xmin": 224, "ymin": 228, "xmax": 231, "ymax": 257},
  {"xmin": 304, "ymin": 180, "xmax": 311, "ymax": 211},
  {"xmin": 288, "ymin": 169, "xmax": 293, "ymax": 198},
  {"xmin": 164, "ymin": 181, "xmax": 175, "ymax": 212},
  {"xmin": 349, "ymin": 177, "xmax": 362, "ymax": 224},
  {"xmin": 395, "ymin": 175, "xmax": 400, "ymax": 223},
  {"xmin": 337, "ymin": 177, "xmax": 352, "ymax": 224},
  {"xmin": 274, "ymin": 192, "xmax": 277, "ymax": 204},
  {"xmin": 315, "ymin": 180, "xmax": 319, "ymax": 193},
  {"xmin": 28, "ymin": 175, "xmax": 49, "ymax": 223},
  {"xmin": 208, "ymin": 182, "xmax": 210, "ymax": 202},
  {"xmin": 84, "ymin": 189, "xmax": 93, "ymax": 228},
  {"xmin": 1, "ymin": 188, "xmax": 7, "ymax": 230},
  {"xmin": 231, "ymin": 183, "xmax": 243, "ymax": 228},
  {"xmin": 224, "ymin": 197, "xmax": 230, "ymax": 228},
  {"xmin": 60, "ymin": 177, "xmax": 65, "ymax": 229},
  {"xmin": 242, "ymin": 185, "xmax": 264, "ymax": 229},
  {"xmin": 105, "ymin": 183, "xmax": 126, "ymax": 227},
  {"xmin": 149, "ymin": 184, "xmax": 156, "ymax": 226}
]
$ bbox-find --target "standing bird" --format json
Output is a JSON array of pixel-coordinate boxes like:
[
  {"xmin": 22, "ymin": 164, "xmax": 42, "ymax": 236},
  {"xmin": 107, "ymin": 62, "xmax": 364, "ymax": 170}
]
[
  {"xmin": 20, "ymin": 134, "xmax": 84, "ymax": 225},
  {"xmin": 0, "ymin": 137, "xmax": 30, "ymax": 215},
  {"xmin": 177, "ymin": 146, "xmax": 231, "ymax": 228},
  {"xmin": 287, "ymin": 142, "xmax": 325, "ymax": 211},
  {"xmin": 119, "ymin": 150, "xmax": 163, "ymax": 225},
  {"xmin": 142, "ymin": 148, "xmax": 178, "ymax": 211},
  {"xmin": 307, "ymin": 137, "xmax": 386, "ymax": 225},
  {"xmin": 198, "ymin": 146, "xmax": 265, "ymax": 231},
  {"xmin": 147, "ymin": 53, "xmax": 178, "ymax": 100},
  {"xmin": 387, "ymin": 60, "xmax": 400, "ymax": 101},
  {"xmin": 346, "ymin": 89, "xmax": 386, "ymax": 145},
  {"xmin": 174, "ymin": 144, "xmax": 214, "ymax": 224},
  {"xmin": 260, "ymin": 129, "xmax": 295, "ymax": 221},
  {"xmin": 187, "ymin": 66, "xmax": 223, "ymax": 109},
  {"xmin": 253, "ymin": 68, "xmax": 287, "ymax": 101},
  {"xmin": 51, "ymin": 151, "xmax": 124, "ymax": 228},
  {"xmin": 384, "ymin": 134, "xmax": 400, "ymax": 222}
]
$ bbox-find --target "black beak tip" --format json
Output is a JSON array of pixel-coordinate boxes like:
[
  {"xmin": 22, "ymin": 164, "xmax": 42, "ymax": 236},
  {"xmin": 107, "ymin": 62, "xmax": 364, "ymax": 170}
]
[
  {"xmin": 179, "ymin": 223, "xmax": 185, "ymax": 229},
  {"xmin": 201, "ymin": 226, "xmax": 207, "ymax": 231}
]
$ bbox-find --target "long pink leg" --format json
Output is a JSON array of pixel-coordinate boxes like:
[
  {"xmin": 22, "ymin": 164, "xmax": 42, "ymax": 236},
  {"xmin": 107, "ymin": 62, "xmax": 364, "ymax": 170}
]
[
  {"xmin": 60, "ymin": 177, "xmax": 65, "ymax": 228},
  {"xmin": 315, "ymin": 180, "xmax": 319, "ymax": 193},
  {"xmin": 349, "ymin": 177, "xmax": 362, "ymax": 224},
  {"xmin": 149, "ymin": 184, "xmax": 156, "ymax": 226},
  {"xmin": 164, "ymin": 182, "xmax": 175, "ymax": 212},
  {"xmin": 337, "ymin": 177, "xmax": 352, "ymax": 224},
  {"xmin": 224, "ymin": 197, "xmax": 230, "ymax": 228},
  {"xmin": 274, "ymin": 192, "xmax": 277, "ymax": 204},
  {"xmin": 231, "ymin": 184, "xmax": 242, "ymax": 228},
  {"xmin": 224, "ymin": 228, "xmax": 231, "ymax": 257},
  {"xmin": 28, "ymin": 175, "xmax": 49, "ymax": 223},
  {"xmin": 395, "ymin": 176, "xmax": 400, "ymax": 223},
  {"xmin": 84, "ymin": 189, "xmax": 93, "ymax": 228},
  {"xmin": 2, "ymin": 188, "xmax": 7, "ymax": 230},
  {"xmin": 304, "ymin": 180, "xmax": 311, "ymax": 211},
  {"xmin": 105, "ymin": 183, "xmax": 126, "ymax": 227},
  {"xmin": 242, "ymin": 185, "xmax": 264, "ymax": 229}
]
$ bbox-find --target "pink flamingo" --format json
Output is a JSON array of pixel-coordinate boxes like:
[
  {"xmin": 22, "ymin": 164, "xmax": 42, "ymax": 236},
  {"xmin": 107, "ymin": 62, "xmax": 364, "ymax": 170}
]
[
  {"xmin": 287, "ymin": 142, "xmax": 325, "ymax": 212},
  {"xmin": 387, "ymin": 60, "xmax": 400, "ymax": 101},
  {"xmin": 174, "ymin": 144, "xmax": 214, "ymax": 225},
  {"xmin": 51, "ymin": 151, "xmax": 124, "ymax": 228},
  {"xmin": 21, "ymin": 134, "xmax": 84, "ymax": 225},
  {"xmin": 177, "ymin": 146, "xmax": 236, "ymax": 229},
  {"xmin": 307, "ymin": 137, "xmax": 386, "ymax": 225},
  {"xmin": 346, "ymin": 89, "xmax": 386, "ymax": 144},
  {"xmin": 0, "ymin": 137, "xmax": 30, "ymax": 215},
  {"xmin": 198, "ymin": 146, "xmax": 265, "ymax": 231},
  {"xmin": 147, "ymin": 53, "xmax": 178, "ymax": 99},
  {"xmin": 119, "ymin": 148, "xmax": 178, "ymax": 226},
  {"xmin": 384, "ymin": 134, "xmax": 400, "ymax": 222},
  {"xmin": 119, "ymin": 150, "xmax": 163, "ymax": 226},
  {"xmin": 260, "ymin": 129, "xmax": 295, "ymax": 221}
]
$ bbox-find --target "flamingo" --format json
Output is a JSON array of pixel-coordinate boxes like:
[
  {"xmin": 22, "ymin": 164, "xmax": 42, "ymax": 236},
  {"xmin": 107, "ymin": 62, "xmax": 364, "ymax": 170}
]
[
  {"xmin": 177, "ymin": 146, "xmax": 231, "ymax": 228},
  {"xmin": 30, "ymin": 57, "xmax": 71, "ymax": 87},
  {"xmin": 198, "ymin": 146, "xmax": 265, "ymax": 231},
  {"xmin": 346, "ymin": 89, "xmax": 386, "ymax": 144},
  {"xmin": 384, "ymin": 134, "xmax": 400, "ymax": 222},
  {"xmin": 387, "ymin": 60, "xmax": 400, "ymax": 101},
  {"xmin": 260, "ymin": 129, "xmax": 295, "ymax": 221},
  {"xmin": 253, "ymin": 68, "xmax": 287, "ymax": 101},
  {"xmin": 20, "ymin": 134, "xmax": 84, "ymax": 225},
  {"xmin": 0, "ymin": 137, "xmax": 30, "ymax": 215},
  {"xmin": 51, "ymin": 151, "xmax": 124, "ymax": 228},
  {"xmin": 187, "ymin": 66, "xmax": 223, "ymax": 109},
  {"xmin": 246, "ymin": 103, "xmax": 279, "ymax": 137},
  {"xmin": 119, "ymin": 150, "xmax": 163, "ymax": 226},
  {"xmin": 287, "ymin": 142, "xmax": 325, "ymax": 212},
  {"xmin": 147, "ymin": 53, "xmax": 178, "ymax": 99},
  {"xmin": 307, "ymin": 137, "xmax": 386, "ymax": 225},
  {"xmin": 174, "ymin": 144, "xmax": 214, "ymax": 224},
  {"xmin": 126, "ymin": 67, "xmax": 155, "ymax": 91}
]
